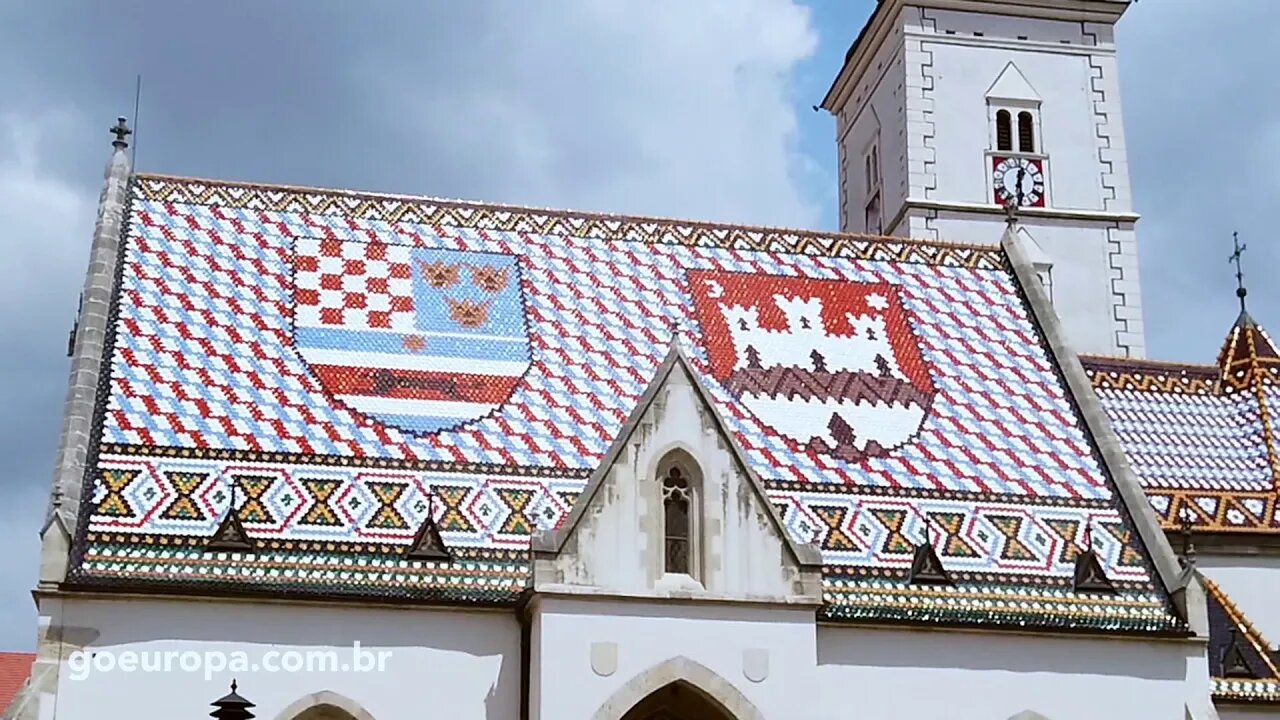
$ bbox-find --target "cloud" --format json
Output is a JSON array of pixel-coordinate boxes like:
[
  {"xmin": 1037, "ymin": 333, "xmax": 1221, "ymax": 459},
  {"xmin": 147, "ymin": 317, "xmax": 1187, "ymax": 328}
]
[
  {"xmin": 0, "ymin": 1, "xmax": 822, "ymax": 650},
  {"xmin": 1118, "ymin": 0, "xmax": 1280, "ymax": 360},
  {"xmin": 0, "ymin": 110, "xmax": 98, "ymax": 650}
]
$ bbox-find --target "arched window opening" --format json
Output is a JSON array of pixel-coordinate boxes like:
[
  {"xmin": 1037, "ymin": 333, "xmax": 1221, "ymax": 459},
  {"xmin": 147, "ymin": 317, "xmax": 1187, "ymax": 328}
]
[
  {"xmin": 662, "ymin": 466, "xmax": 691, "ymax": 575},
  {"xmin": 995, "ymin": 109, "xmax": 1012, "ymax": 151},
  {"xmin": 1017, "ymin": 111, "xmax": 1035, "ymax": 153}
]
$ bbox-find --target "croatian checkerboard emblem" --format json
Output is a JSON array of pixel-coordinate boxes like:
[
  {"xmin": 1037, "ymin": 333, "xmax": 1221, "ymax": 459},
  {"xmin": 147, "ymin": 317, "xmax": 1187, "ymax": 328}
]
[
  {"xmin": 294, "ymin": 238, "xmax": 531, "ymax": 433},
  {"xmin": 689, "ymin": 271, "xmax": 936, "ymax": 462}
]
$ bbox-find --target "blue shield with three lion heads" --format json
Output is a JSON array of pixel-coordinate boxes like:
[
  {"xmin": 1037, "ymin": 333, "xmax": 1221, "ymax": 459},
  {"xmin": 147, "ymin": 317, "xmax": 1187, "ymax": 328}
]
[{"xmin": 293, "ymin": 237, "xmax": 530, "ymax": 434}]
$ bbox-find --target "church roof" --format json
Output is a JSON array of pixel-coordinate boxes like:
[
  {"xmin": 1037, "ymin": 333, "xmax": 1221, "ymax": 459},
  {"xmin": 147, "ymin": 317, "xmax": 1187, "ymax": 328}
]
[
  {"xmin": 66, "ymin": 174, "xmax": 1182, "ymax": 633},
  {"xmin": 1082, "ymin": 312, "xmax": 1280, "ymax": 535},
  {"xmin": 1203, "ymin": 577, "xmax": 1280, "ymax": 704},
  {"xmin": 0, "ymin": 652, "xmax": 34, "ymax": 717}
]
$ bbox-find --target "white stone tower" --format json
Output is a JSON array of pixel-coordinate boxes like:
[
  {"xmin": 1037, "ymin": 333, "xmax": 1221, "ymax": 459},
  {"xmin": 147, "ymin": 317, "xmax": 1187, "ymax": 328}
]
[{"xmin": 822, "ymin": 0, "xmax": 1144, "ymax": 357}]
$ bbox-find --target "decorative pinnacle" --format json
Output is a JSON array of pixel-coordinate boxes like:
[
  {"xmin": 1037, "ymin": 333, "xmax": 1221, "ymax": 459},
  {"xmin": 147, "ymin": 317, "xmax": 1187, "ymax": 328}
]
[
  {"xmin": 1178, "ymin": 507, "xmax": 1197, "ymax": 567},
  {"xmin": 110, "ymin": 116, "xmax": 131, "ymax": 150},
  {"xmin": 1229, "ymin": 231, "xmax": 1248, "ymax": 314}
]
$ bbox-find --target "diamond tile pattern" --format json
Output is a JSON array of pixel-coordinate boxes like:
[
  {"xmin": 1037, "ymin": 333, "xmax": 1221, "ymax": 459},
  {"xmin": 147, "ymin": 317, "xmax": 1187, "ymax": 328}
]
[{"xmin": 68, "ymin": 176, "xmax": 1177, "ymax": 631}]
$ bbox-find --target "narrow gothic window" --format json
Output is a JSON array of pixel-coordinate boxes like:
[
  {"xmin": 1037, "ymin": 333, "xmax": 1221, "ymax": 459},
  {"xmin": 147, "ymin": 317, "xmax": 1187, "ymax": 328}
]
[
  {"xmin": 996, "ymin": 110, "xmax": 1012, "ymax": 151},
  {"xmin": 1017, "ymin": 111, "xmax": 1035, "ymax": 153},
  {"xmin": 864, "ymin": 192, "xmax": 881, "ymax": 235},
  {"xmin": 662, "ymin": 467, "xmax": 691, "ymax": 574}
]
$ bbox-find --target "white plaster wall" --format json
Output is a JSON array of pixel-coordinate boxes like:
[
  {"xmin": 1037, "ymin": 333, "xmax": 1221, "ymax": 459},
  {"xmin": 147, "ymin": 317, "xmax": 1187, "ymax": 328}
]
[
  {"xmin": 816, "ymin": 624, "xmax": 1198, "ymax": 720},
  {"xmin": 925, "ymin": 42, "xmax": 1103, "ymax": 209},
  {"xmin": 837, "ymin": 10, "xmax": 908, "ymax": 234},
  {"xmin": 531, "ymin": 597, "xmax": 815, "ymax": 720},
  {"xmin": 41, "ymin": 597, "xmax": 518, "ymax": 720},
  {"xmin": 539, "ymin": 363, "xmax": 816, "ymax": 601},
  {"xmin": 831, "ymin": 6, "xmax": 1146, "ymax": 357},
  {"xmin": 1198, "ymin": 556, "xmax": 1280, "ymax": 649}
]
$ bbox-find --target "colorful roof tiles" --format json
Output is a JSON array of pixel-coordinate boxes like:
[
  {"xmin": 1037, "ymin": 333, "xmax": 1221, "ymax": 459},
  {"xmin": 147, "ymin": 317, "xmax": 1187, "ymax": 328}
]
[
  {"xmin": 66, "ymin": 174, "xmax": 1181, "ymax": 632},
  {"xmin": 1083, "ymin": 311, "xmax": 1280, "ymax": 534}
]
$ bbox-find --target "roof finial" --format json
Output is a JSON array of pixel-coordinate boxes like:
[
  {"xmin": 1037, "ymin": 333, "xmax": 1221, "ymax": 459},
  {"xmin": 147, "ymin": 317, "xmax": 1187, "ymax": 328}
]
[
  {"xmin": 1004, "ymin": 196, "xmax": 1019, "ymax": 230},
  {"xmin": 1229, "ymin": 231, "xmax": 1248, "ymax": 314},
  {"xmin": 1178, "ymin": 507, "xmax": 1197, "ymax": 568},
  {"xmin": 110, "ymin": 116, "xmax": 131, "ymax": 151}
]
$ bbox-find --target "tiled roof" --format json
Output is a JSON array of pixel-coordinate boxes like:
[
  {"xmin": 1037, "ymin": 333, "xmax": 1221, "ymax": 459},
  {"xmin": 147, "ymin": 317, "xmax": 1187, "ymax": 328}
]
[
  {"xmin": 0, "ymin": 652, "xmax": 34, "ymax": 716},
  {"xmin": 1082, "ymin": 312, "xmax": 1280, "ymax": 534},
  {"xmin": 1203, "ymin": 577, "xmax": 1280, "ymax": 704},
  {"xmin": 66, "ymin": 174, "xmax": 1181, "ymax": 633}
]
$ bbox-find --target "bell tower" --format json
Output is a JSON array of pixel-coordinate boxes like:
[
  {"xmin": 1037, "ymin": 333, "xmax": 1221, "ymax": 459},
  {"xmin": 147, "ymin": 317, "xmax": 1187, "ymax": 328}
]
[{"xmin": 822, "ymin": 0, "xmax": 1144, "ymax": 358}]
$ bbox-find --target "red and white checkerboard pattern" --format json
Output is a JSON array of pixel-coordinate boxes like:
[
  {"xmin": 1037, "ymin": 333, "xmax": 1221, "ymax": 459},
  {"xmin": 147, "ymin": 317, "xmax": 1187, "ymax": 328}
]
[{"xmin": 294, "ymin": 237, "xmax": 415, "ymax": 331}]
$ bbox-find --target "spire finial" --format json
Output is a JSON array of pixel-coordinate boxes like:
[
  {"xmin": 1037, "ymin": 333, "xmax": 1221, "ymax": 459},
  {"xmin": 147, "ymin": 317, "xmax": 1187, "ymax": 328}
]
[
  {"xmin": 1229, "ymin": 231, "xmax": 1248, "ymax": 314},
  {"xmin": 110, "ymin": 116, "xmax": 131, "ymax": 151}
]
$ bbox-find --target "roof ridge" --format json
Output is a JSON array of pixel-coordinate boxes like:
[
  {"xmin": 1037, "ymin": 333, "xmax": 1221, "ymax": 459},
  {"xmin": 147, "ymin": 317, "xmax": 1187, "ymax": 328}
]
[
  {"xmin": 131, "ymin": 172, "xmax": 997, "ymax": 255},
  {"xmin": 1079, "ymin": 354, "xmax": 1217, "ymax": 371}
]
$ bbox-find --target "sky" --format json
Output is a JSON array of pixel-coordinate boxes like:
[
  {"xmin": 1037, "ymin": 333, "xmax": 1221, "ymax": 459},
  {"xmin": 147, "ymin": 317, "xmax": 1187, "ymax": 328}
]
[{"xmin": 0, "ymin": 1, "xmax": 1276, "ymax": 651}]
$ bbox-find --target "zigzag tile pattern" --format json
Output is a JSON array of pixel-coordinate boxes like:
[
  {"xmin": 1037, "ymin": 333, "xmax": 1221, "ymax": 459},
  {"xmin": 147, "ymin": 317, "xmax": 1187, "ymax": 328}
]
[
  {"xmin": 82, "ymin": 454, "xmax": 1148, "ymax": 579},
  {"xmin": 66, "ymin": 176, "xmax": 1176, "ymax": 629}
]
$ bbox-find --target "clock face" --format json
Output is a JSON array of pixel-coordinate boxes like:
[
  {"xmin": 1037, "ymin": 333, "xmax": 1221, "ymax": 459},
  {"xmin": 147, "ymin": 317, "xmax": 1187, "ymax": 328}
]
[{"xmin": 991, "ymin": 156, "xmax": 1045, "ymax": 207}]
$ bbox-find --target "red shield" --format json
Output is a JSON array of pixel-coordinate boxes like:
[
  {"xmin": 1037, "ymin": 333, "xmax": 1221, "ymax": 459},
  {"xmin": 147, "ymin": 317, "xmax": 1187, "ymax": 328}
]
[{"xmin": 688, "ymin": 271, "xmax": 935, "ymax": 462}]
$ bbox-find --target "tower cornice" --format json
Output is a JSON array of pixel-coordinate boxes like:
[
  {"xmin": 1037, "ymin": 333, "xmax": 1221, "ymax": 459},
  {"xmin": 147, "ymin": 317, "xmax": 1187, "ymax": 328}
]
[{"xmin": 822, "ymin": 0, "xmax": 1130, "ymax": 113}]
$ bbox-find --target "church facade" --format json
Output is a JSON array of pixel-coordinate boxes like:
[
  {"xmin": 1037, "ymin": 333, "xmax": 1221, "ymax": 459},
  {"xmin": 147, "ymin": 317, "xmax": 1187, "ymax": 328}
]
[{"xmin": 8, "ymin": 1, "xmax": 1280, "ymax": 719}]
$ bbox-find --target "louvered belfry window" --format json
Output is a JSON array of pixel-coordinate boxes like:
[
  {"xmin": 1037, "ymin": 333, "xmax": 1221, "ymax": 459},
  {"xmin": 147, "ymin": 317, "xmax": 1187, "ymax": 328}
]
[
  {"xmin": 662, "ymin": 467, "xmax": 691, "ymax": 574},
  {"xmin": 996, "ymin": 109, "xmax": 1013, "ymax": 151},
  {"xmin": 1017, "ymin": 111, "xmax": 1035, "ymax": 153}
]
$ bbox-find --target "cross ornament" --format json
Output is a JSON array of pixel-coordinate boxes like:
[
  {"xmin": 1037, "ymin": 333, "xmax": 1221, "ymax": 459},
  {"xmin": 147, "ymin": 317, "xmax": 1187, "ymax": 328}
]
[
  {"xmin": 1229, "ymin": 231, "xmax": 1248, "ymax": 312},
  {"xmin": 110, "ymin": 116, "xmax": 131, "ymax": 149}
]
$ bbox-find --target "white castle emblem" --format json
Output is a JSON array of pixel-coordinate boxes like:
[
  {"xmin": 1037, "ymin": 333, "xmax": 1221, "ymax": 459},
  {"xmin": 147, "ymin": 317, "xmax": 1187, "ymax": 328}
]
[
  {"xmin": 721, "ymin": 294, "xmax": 907, "ymax": 379},
  {"xmin": 716, "ymin": 293, "xmax": 932, "ymax": 460}
]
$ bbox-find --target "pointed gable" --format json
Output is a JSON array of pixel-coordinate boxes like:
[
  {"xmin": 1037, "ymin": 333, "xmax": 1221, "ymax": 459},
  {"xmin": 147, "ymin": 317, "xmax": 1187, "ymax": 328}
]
[
  {"xmin": 1203, "ymin": 577, "xmax": 1280, "ymax": 704},
  {"xmin": 532, "ymin": 345, "xmax": 824, "ymax": 603},
  {"xmin": 986, "ymin": 61, "xmax": 1041, "ymax": 104}
]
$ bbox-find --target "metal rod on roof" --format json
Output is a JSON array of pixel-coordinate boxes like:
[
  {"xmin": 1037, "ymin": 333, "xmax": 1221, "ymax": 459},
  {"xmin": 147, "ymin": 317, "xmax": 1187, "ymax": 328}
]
[{"xmin": 130, "ymin": 74, "xmax": 141, "ymax": 169}]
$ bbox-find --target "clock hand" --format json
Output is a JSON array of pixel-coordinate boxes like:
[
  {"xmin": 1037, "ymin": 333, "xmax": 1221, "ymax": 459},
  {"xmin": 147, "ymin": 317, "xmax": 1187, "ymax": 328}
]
[{"xmin": 1015, "ymin": 166, "xmax": 1026, "ymax": 206}]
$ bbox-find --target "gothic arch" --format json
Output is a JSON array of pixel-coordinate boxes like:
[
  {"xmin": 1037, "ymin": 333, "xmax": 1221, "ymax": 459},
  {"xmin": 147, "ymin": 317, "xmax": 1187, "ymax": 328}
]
[
  {"xmin": 652, "ymin": 448, "xmax": 705, "ymax": 578},
  {"xmin": 274, "ymin": 691, "xmax": 375, "ymax": 720},
  {"xmin": 591, "ymin": 656, "xmax": 767, "ymax": 720}
]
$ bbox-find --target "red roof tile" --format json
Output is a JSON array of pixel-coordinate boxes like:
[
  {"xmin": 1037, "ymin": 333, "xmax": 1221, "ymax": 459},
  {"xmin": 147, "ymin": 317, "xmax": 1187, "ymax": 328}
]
[{"xmin": 0, "ymin": 652, "xmax": 34, "ymax": 714}]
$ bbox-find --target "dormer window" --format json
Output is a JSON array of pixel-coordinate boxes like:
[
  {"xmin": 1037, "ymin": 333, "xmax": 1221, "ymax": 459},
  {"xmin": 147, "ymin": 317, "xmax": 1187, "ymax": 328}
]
[{"xmin": 662, "ymin": 467, "xmax": 691, "ymax": 574}]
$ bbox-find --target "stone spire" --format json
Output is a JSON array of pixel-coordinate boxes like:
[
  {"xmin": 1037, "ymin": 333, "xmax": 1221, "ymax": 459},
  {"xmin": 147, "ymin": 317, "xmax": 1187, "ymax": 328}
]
[{"xmin": 39, "ymin": 117, "xmax": 133, "ymax": 586}]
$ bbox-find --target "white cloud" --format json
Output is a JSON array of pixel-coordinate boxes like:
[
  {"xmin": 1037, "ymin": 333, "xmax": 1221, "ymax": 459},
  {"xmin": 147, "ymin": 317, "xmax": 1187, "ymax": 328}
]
[{"xmin": 367, "ymin": 0, "xmax": 821, "ymax": 227}]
